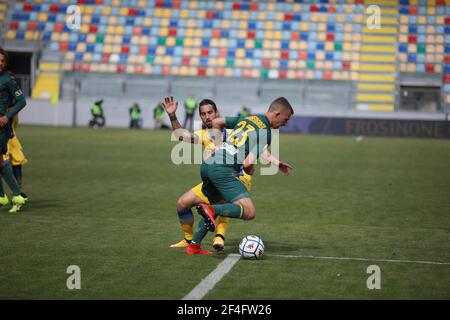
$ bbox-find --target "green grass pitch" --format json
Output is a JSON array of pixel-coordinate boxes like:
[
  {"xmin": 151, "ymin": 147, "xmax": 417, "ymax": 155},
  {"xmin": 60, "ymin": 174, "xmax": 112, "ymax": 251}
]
[{"xmin": 0, "ymin": 126, "xmax": 449, "ymax": 299}]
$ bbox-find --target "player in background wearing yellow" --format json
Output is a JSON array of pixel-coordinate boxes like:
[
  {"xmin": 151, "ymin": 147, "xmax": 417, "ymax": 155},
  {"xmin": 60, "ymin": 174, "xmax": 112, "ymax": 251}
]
[
  {"xmin": 162, "ymin": 96, "xmax": 288, "ymax": 251},
  {"xmin": 3, "ymin": 114, "xmax": 28, "ymax": 198}
]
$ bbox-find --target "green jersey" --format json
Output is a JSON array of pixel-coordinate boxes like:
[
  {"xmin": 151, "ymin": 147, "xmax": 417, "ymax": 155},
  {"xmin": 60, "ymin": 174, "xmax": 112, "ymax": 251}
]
[
  {"xmin": 0, "ymin": 71, "xmax": 26, "ymax": 120},
  {"xmin": 184, "ymin": 98, "xmax": 197, "ymax": 115},
  {"xmin": 207, "ymin": 114, "xmax": 272, "ymax": 168},
  {"xmin": 154, "ymin": 104, "xmax": 165, "ymax": 121},
  {"xmin": 130, "ymin": 106, "xmax": 141, "ymax": 120}
]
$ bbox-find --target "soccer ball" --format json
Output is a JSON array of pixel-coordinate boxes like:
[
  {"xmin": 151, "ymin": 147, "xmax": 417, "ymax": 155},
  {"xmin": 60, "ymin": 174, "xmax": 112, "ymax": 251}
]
[{"xmin": 239, "ymin": 235, "xmax": 265, "ymax": 259}]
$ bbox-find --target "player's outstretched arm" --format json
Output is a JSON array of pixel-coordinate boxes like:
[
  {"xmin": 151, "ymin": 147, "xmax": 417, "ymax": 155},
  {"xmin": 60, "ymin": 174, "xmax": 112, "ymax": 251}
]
[
  {"xmin": 162, "ymin": 96, "xmax": 198, "ymax": 144},
  {"xmin": 260, "ymin": 149, "xmax": 293, "ymax": 176}
]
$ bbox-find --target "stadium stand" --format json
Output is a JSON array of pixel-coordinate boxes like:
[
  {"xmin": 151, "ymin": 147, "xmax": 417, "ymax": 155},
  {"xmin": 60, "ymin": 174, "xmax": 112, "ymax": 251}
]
[{"xmin": 0, "ymin": 0, "xmax": 449, "ymax": 126}]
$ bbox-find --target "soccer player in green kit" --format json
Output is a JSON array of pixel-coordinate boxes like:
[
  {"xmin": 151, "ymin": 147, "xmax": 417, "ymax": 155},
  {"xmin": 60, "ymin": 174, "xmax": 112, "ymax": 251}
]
[
  {"xmin": 186, "ymin": 97, "xmax": 294, "ymax": 255},
  {"xmin": 0, "ymin": 47, "xmax": 27, "ymax": 213}
]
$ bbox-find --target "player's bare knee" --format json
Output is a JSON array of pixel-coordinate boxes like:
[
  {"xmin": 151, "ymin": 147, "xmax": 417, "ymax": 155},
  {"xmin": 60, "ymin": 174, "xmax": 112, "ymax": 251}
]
[
  {"xmin": 176, "ymin": 197, "xmax": 190, "ymax": 211},
  {"xmin": 242, "ymin": 206, "xmax": 256, "ymax": 220}
]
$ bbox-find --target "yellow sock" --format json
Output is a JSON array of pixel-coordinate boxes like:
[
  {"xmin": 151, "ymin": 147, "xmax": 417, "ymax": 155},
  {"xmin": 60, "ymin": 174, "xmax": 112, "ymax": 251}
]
[
  {"xmin": 216, "ymin": 216, "xmax": 230, "ymax": 238},
  {"xmin": 181, "ymin": 223, "xmax": 193, "ymax": 241}
]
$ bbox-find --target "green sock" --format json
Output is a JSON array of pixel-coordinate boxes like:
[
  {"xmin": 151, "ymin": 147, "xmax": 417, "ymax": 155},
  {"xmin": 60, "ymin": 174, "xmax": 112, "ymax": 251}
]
[
  {"xmin": 0, "ymin": 163, "xmax": 21, "ymax": 196},
  {"xmin": 212, "ymin": 204, "xmax": 243, "ymax": 219},
  {"xmin": 192, "ymin": 217, "xmax": 209, "ymax": 244}
]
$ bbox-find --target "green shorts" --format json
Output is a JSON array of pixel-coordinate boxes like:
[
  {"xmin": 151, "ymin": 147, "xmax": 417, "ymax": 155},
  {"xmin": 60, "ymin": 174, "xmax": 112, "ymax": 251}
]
[{"xmin": 200, "ymin": 163, "xmax": 250, "ymax": 204}]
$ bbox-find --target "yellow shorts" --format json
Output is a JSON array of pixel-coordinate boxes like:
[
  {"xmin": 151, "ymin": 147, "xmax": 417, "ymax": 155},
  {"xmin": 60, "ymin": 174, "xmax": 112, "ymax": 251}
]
[
  {"xmin": 191, "ymin": 173, "xmax": 252, "ymax": 204},
  {"xmin": 3, "ymin": 136, "xmax": 28, "ymax": 165}
]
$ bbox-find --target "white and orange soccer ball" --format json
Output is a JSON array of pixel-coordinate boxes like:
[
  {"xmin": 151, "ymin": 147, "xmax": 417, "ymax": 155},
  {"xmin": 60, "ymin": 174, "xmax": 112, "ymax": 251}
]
[{"xmin": 239, "ymin": 235, "xmax": 265, "ymax": 259}]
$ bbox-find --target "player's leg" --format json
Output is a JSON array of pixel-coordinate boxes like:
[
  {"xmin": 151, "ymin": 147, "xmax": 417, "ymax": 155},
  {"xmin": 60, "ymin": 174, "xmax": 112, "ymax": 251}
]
[
  {"xmin": 0, "ymin": 156, "xmax": 8, "ymax": 206},
  {"xmin": 186, "ymin": 165, "xmax": 222, "ymax": 254},
  {"xmin": 0, "ymin": 136, "xmax": 26, "ymax": 213},
  {"xmin": 170, "ymin": 187, "xmax": 205, "ymax": 248},
  {"xmin": 8, "ymin": 136, "xmax": 28, "ymax": 198}
]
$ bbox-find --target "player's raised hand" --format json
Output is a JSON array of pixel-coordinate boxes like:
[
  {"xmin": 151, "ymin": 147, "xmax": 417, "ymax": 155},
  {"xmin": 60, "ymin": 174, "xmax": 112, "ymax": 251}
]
[
  {"xmin": 279, "ymin": 161, "xmax": 293, "ymax": 176},
  {"xmin": 162, "ymin": 96, "xmax": 178, "ymax": 115}
]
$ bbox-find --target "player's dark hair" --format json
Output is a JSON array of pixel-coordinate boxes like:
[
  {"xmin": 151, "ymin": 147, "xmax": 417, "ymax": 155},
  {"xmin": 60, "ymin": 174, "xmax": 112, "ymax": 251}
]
[
  {"xmin": 0, "ymin": 46, "xmax": 9, "ymax": 66},
  {"xmin": 198, "ymin": 99, "xmax": 217, "ymax": 114},
  {"xmin": 268, "ymin": 97, "xmax": 294, "ymax": 115}
]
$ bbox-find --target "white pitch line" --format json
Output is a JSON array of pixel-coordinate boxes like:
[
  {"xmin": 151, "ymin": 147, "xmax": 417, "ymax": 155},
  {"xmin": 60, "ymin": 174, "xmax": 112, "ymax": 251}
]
[
  {"xmin": 267, "ymin": 254, "xmax": 450, "ymax": 266},
  {"xmin": 183, "ymin": 254, "xmax": 241, "ymax": 300}
]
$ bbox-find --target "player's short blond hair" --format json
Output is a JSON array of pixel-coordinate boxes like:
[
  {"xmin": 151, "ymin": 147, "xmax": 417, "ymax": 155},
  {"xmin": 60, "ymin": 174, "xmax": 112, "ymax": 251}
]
[{"xmin": 268, "ymin": 97, "xmax": 294, "ymax": 115}]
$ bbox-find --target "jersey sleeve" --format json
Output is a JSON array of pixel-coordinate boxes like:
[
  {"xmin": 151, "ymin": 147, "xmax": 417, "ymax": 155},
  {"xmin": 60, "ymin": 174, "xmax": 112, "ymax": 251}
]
[
  {"xmin": 225, "ymin": 116, "xmax": 244, "ymax": 129},
  {"xmin": 5, "ymin": 76, "xmax": 26, "ymax": 119}
]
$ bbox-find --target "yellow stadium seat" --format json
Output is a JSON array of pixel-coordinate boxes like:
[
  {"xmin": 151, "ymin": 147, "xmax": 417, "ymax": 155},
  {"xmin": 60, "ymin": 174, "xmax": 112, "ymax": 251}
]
[
  {"xmin": 103, "ymin": 34, "xmax": 112, "ymax": 44},
  {"xmin": 102, "ymin": 6, "xmax": 111, "ymax": 15},
  {"xmin": 352, "ymin": 34, "xmax": 361, "ymax": 42},
  {"xmin": 76, "ymin": 43, "xmax": 87, "ymax": 52},
  {"xmin": 159, "ymin": 28, "xmax": 169, "ymax": 37},
  {"xmin": 142, "ymin": 18, "xmax": 152, "ymax": 26},
  {"xmin": 5, "ymin": 30, "xmax": 14, "ymax": 40},
  {"xmin": 51, "ymin": 33, "xmax": 60, "ymax": 41},
  {"xmin": 103, "ymin": 44, "xmax": 112, "ymax": 53},
  {"xmin": 354, "ymin": 15, "xmax": 363, "ymax": 23},
  {"xmin": 399, "ymin": 16, "xmax": 408, "ymax": 24},
  {"xmin": 60, "ymin": 33, "xmax": 69, "ymax": 42},
  {"xmin": 343, "ymin": 52, "xmax": 352, "ymax": 60},
  {"xmin": 237, "ymin": 30, "xmax": 247, "ymax": 39},
  {"xmin": 398, "ymin": 53, "xmax": 407, "ymax": 62},
  {"xmin": 426, "ymin": 44, "xmax": 436, "ymax": 53},
  {"xmin": 427, "ymin": 35, "xmax": 436, "ymax": 44},
  {"xmin": 160, "ymin": 18, "xmax": 169, "ymax": 27},
  {"xmin": 85, "ymin": 5, "xmax": 94, "ymax": 15},
  {"xmin": 317, "ymin": 32, "xmax": 326, "ymax": 41},
  {"xmin": 352, "ymin": 52, "xmax": 360, "ymax": 61},
  {"xmin": 119, "ymin": 7, "xmax": 128, "ymax": 16},
  {"xmin": 82, "ymin": 15, "xmax": 90, "ymax": 24},
  {"xmin": 188, "ymin": 1, "xmax": 198, "ymax": 9},
  {"xmin": 215, "ymin": 1, "xmax": 224, "ymax": 10},
  {"xmin": 86, "ymin": 34, "xmax": 96, "ymax": 43},
  {"xmin": 235, "ymin": 59, "xmax": 244, "ymax": 68},
  {"xmin": 275, "ymin": 12, "xmax": 284, "ymax": 21},
  {"xmin": 325, "ymin": 42, "xmax": 334, "ymax": 51},
  {"xmin": 32, "ymin": 73, "xmax": 60, "ymax": 103},
  {"xmin": 417, "ymin": 16, "xmax": 426, "ymax": 25},
  {"xmin": 426, "ymin": 26, "xmax": 435, "ymax": 34},
  {"xmin": 166, "ymin": 37, "xmax": 176, "ymax": 46},
  {"xmin": 236, "ymin": 49, "xmax": 245, "ymax": 58},
  {"xmin": 38, "ymin": 13, "xmax": 47, "ymax": 22},
  {"xmin": 80, "ymin": 25, "xmax": 89, "ymax": 33},
  {"xmin": 109, "ymin": 16, "xmax": 117, "ymax": 25},
  {"xmin": 336, "ymin": 15, "xmax": 345, "ymax": 23}
]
